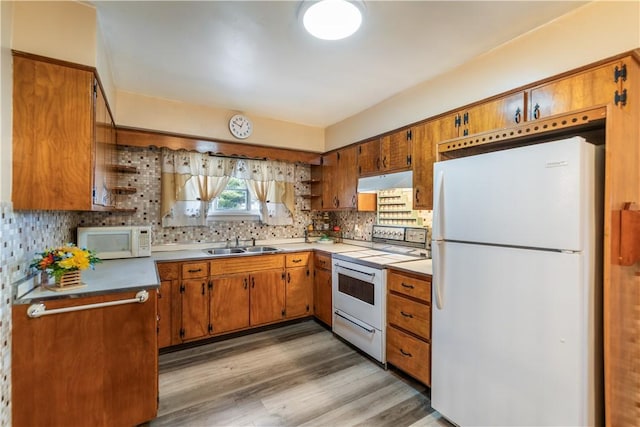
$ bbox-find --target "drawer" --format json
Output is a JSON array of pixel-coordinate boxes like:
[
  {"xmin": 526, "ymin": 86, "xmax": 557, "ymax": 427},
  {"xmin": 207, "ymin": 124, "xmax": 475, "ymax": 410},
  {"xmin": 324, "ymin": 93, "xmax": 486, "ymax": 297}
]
[
  {"xmin": 181, "ymin": 262, "xmax": 209, "ymax": 279},
  {"xmin": 387, "ymin": 293, "xmax": 431, "ymax": 340},
  {"xmin": 156, "ymin": 262, "xmax": 179, "ymax": 280},
  {"xmin": 387, "ymin": 326, "xmax": 431, "ymax": 386},
  {"xmin": 211, "ymin": 254, "xmax": 285, "ymax": 275},
  {"xmin": 286, "ymin": 252, "xmax": 310, "ymax": 268},
  {"xmin": 388, "ymin": 269, "xmax": 431, "ymax": 303},
  {"xmin": 314, "ymin": 251, "xmax": 332, "ymax": 271}
]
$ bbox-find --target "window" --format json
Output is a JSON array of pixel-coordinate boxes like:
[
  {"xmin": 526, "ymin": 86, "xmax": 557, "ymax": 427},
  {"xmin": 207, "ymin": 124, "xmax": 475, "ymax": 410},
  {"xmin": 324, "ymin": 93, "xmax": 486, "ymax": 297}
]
[{"xmin": 208, "ymin": 178, "xmax": 260, "ymax": 218}]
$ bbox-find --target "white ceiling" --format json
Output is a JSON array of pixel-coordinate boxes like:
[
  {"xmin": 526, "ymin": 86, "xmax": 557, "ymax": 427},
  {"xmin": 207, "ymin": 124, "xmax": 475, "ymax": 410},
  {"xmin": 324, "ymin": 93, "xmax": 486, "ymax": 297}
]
[{"xmin": 93, "ymin": 1, "xmax": 587, "ymax": 128}]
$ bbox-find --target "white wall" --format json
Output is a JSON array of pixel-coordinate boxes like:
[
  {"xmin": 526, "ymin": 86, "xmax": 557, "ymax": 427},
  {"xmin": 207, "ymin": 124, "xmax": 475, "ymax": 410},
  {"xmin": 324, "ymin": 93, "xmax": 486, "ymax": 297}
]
[
  {"xmin": 0, "ymin": 1, "xmax": 14, "ymax": 202},
  {"xmin": 12, "ymin": 1, "xmax": 96, "ymax": 66},
  {"xmin": 115, "ymin": 91, "xmax": 325, "ymax": 152},
  {"xmin": 325, "ymin": 0, "xmax": 640, "ymax": 150}
]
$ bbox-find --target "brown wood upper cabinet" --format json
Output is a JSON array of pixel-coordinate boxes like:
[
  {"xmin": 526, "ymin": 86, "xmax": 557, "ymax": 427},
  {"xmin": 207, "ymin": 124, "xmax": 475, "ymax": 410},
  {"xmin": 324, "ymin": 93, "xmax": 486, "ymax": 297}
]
[
  {"xmin": 528, "ymin": 59, "xmax": 626, "ymax": 120},
  {"xmin": 412, "ymin": 115, "xmax": 458, "ymax": 210},
  {"xmin": 12, "ymin": 53, "xmax": 116, "ymax": 211},
  {"xmin": 322, "ymin": 146, "xmax": 358, "ymax": 210},
  {"xmin": 358, "ymin": 129, "xmax": 413, "ymax": 176},
  {"xmin": 452, "ymin": 92, "xmax": 525, "ymax": 137}
]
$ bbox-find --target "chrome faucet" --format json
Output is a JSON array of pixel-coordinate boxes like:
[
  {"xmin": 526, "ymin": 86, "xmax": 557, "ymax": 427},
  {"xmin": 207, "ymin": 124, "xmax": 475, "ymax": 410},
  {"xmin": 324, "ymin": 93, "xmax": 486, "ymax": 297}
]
[
  {"xmin": 251, "ymin": 237, "xmax": 256, "ymax": 247},
  {"xmin": 235, "ymin": 236, "xmax": 240, "ymax": 247}
]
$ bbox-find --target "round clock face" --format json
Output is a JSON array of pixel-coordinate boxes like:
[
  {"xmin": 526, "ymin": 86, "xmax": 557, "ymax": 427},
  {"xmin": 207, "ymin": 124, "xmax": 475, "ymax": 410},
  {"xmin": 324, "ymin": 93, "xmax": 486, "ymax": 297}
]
[{"xmin": 229, "ymin": 114, "xmax": 253, "ymax": 139}]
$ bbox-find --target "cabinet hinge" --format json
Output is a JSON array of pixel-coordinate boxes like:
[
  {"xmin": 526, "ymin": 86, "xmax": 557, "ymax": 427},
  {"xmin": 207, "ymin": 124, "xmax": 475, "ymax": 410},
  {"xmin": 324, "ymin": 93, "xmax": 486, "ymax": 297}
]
[
  {"xmin": 208, "ymin": 324, "xmax": 213, "ymax": 333},
  {"xmin": 358, "ymin": 166, "xmax": 361, "ymax": 174},
  {"xmin": 407, "ymin": 155, "xmax": 412, "ymax": 166},
  {"xmin": 463, "ymin": 112, "xmax": 469, "ymax": 125},
  {"xmin": 454, "ymin": 114, "xmax": 461, "ymax": 127},
  {"xmin": 306, "ymin": 269, "xmax": 310, "ymax": 277},
  {"xmin": 179, "ymin": 328, "xmax": 185, "ymax": 338},
  {"xmin": 614, "ymin": 64, "xmax": 627, "ymax": 83},
  {"xmin": 337, "ymin": 152, "xmax": 340, "ymax": 161},
  {"xmin": 358, "ymin": 145, "xmax": 362, "ymax": 154},
  {"xmin": 208, "ymin": 280, "xmax": 213, "ymax": 290},
  {"xmin": 463, "ymin": 129, "xmax": 469, "ymax": 136},
  {"xmin": 180, "ymin": 283, "xmax": 185, "ymax": 293},
  {"xmin": 615, "ymin": 89, "xmax": 627, "ymax": 106},
  {"xmin": 406, "ymin": 129, "xmax": 412, "ymax": 141},
  {"xmin": 282, "ymin": 272, "xmax": 286, "ymax": 280},
  {"xmin": 282, "ymin": 309, "xmax": 286, "ymax": 317}
]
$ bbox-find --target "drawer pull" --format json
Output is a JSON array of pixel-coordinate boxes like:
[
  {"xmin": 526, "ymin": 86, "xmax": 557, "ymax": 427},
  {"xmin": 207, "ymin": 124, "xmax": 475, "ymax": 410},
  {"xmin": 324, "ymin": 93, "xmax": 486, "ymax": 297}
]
[
  {"xmin": 400, "ymin": 311, "xmax": 414, "ymax": 318},
  {"xmin": 400, "ymin": 348, "xmax": 413, "ymax": 358},
  {"xmin": 401, "ymin": 282, "xmax": 414, "ymax": 289},
  {"xmin": 188, "ymin": 268, "xmax": 202, "ymax": 273},
  {"xmin": 292, "ymin": 258, "xmax": 302, "ymax": 263}
]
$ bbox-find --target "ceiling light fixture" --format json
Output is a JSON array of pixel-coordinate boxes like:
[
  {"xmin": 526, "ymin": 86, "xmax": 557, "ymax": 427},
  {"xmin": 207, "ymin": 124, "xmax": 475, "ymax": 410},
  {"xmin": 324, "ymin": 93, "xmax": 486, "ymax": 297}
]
[{"xmin": 301, "ymin": 0, "xmax": 364, "ymax": 41}]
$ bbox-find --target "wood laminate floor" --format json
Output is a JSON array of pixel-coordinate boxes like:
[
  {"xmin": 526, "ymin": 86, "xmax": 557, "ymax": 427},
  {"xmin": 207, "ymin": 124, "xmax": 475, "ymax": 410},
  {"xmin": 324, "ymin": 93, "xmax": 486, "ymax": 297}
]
[{"xmin": 152, "ymin": 319, "xmax": 452, "ymax": 427}]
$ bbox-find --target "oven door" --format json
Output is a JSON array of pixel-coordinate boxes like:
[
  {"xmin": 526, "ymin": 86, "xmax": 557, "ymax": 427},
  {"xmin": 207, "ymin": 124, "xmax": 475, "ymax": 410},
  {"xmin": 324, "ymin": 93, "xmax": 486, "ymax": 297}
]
[{"xmin": 332, "ymin": 259, "xmax": 386, "ymax": 330}]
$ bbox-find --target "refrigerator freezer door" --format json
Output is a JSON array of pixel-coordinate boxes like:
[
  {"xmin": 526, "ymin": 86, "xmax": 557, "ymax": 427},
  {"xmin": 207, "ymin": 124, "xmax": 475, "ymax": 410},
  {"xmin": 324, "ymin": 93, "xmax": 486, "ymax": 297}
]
[
  {"xmin": 431, "ymin": 242, "xmax": 599, "ymax": 426},
  {"xmin": 432, "ymin": 137, "xmax": 599, "ymax": 251}
]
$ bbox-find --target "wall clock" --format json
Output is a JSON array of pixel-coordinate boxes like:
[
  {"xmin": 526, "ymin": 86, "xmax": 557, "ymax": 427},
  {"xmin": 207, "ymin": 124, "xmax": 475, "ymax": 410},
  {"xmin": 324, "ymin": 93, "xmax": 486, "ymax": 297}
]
[{"xmin": 229, "ymin": 114, "xmax": 253, "ymax": 139}]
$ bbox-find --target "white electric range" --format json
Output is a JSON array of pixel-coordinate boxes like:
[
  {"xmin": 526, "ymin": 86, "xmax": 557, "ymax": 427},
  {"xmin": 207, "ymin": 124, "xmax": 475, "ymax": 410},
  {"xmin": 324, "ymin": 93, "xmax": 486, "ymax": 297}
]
[{"xmin": 331, "ymin": 225, "xmax": 429, "ymax": 363}]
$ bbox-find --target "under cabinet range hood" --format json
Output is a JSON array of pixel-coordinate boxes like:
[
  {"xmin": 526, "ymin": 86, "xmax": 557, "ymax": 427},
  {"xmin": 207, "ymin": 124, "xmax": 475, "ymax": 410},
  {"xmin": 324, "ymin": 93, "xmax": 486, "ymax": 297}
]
[{"xmin": 357, "ymin": 170, "xmax": 413, "ymax": 193}]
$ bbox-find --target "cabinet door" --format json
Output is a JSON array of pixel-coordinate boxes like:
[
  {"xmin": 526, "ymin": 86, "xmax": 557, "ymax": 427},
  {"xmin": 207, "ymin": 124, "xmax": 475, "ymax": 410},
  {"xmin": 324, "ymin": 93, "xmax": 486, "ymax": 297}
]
[
  {"xmin": 12, "ymin": 291, "xmax": 158, "ymax": 426},
  {"xmin": 210, "ymin": 274, "xmax": 250, "ymax": 334},
  {"xmin": 336, "ymin": 146, "xmax": 358, "ymax": 209},
  {"xmin": 321, "ymin": 152, "xmax": 338, "ymax": 209},
  {"xmin": 249, "ymin": 270, "xmax": 285, "ymax": 326},
  {"xmin": 12, "ymin": 55, "xmax": 94, "ymax": 210},
  {"xmin": 381, "ymin": 129, "xmax": 412, "ymax": 172},
  {"xmin": 412, "ymin": 116, "xmax": 458, "ymax": 210},
  {"xmin": 358, "ymin": 138, "xmax": 381, "ymax": 176},
  {"xmin": 181, "ymin": 279, "xmax": 210, "ymax": 341},
  {"xmin": 285, "ymin": 266, "xmax": 313, "ymax": 318},
  {"xmin": 157, "ymin": 280, "xmax": 173, "ymax": 349},
  {"xmin": 529, "ymin": 61, "xmax": 621, "ymax": 120},
  {"xmin": 463, "ymin": 92, "xmax": 525, "ymax": 135},
  {"xmin": 313, "ymin": 267, "xmax": 333, "ymax": 327},
  {"xmin": 93, "ymin": 82, "xmax": 108, "ymax": 206}
]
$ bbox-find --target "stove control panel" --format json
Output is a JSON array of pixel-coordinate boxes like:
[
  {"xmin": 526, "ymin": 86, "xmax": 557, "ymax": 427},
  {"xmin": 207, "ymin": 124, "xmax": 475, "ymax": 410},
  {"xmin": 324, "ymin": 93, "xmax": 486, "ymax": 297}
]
[
  {"xmin": 372, "ymin": 225, "xmax": 427, "ymax": 248},
  {"xmin": 372, "ymin": 226, "xmax": 405, "ymax": 241}
]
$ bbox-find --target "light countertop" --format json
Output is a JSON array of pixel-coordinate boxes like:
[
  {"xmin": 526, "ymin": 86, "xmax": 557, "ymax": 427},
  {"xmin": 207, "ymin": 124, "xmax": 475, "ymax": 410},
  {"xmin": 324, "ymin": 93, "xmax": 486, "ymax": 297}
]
[
  {"xmin": 14, "ymin": 257, "xmax": 160, "ymax": 304},
  {"xmin": 14, "ymin": 240, "xmax": 430, "ymax": 304},
  {"xmin": 387, "ymin": 259, "xmax": 433, "ymax": 276}
]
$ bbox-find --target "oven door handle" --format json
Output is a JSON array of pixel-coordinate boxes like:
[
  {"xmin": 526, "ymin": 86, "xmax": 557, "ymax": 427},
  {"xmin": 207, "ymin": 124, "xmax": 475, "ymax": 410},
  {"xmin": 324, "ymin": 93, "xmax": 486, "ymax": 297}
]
[
  {"xmin": 334, "ymin": 264, "xmax": 376, "ymax": 278},
  {"xmin": 334, "ymin": 310, "xmax": 375, "ymax": 334}
]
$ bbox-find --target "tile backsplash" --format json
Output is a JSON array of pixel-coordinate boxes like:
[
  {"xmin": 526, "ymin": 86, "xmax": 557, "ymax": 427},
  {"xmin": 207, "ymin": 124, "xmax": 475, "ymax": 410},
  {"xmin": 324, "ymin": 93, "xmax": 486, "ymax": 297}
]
[{"xmin": 78, "ymin": 146, "xmax": 314, "ymax": 245}]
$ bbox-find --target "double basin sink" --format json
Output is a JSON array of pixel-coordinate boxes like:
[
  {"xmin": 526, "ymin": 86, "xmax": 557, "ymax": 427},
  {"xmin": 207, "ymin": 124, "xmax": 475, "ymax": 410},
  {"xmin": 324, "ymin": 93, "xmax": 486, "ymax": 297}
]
[{"xmin": 204, "ymin": 246, "xmax": 282, "ymax": 257}]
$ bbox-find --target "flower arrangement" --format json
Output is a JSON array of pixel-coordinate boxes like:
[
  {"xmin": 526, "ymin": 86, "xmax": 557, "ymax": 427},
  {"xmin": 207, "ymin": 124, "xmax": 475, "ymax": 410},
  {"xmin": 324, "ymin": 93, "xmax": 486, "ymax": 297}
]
[{"xmin": 30, "ymin": 244, "xmax": 101, "ymax": 282}]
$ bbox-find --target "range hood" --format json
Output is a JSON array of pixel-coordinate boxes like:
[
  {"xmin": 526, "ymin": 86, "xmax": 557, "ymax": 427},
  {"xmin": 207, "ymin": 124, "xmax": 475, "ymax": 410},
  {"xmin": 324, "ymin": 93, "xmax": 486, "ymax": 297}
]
[{"xmin": 357, "ymin": 170, "xmax": 413, "ymax": 193}]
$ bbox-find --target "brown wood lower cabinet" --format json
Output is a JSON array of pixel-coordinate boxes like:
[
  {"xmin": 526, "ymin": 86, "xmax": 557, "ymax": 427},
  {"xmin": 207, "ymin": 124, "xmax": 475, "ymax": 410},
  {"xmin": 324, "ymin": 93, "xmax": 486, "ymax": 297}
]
[
  {"xmin": 12, "ymin": 290, "xmax": 158, "ymax": 427},
  {"xmin": 386, "ymin": 268, "xmax": 432, "ymax": 386},
  {"xmin": 159, "ymin": 253, "xmax": 316, "ymax": 346},
  {"xmin": 313, "ymin": 251, "xmax": 333, "ymax": 327}
]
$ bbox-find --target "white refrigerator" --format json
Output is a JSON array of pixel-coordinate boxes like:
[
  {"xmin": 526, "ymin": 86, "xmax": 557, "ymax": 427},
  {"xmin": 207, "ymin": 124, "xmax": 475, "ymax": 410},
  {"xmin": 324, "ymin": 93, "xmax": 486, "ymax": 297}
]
[{"xmin": 431, "ymin": 137, "xmax": 603, "ymax": 426}]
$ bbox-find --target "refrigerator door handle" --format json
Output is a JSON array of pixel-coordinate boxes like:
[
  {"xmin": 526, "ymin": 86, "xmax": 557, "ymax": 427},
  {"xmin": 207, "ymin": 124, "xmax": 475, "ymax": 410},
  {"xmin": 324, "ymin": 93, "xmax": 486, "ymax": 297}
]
[
  {"xmin": 433, "ymin": 240, "xmax": 445, "ymax": 310},
  {"xmin": 433, "ymin": 170, "xmax": 445, "ymax": 240}
]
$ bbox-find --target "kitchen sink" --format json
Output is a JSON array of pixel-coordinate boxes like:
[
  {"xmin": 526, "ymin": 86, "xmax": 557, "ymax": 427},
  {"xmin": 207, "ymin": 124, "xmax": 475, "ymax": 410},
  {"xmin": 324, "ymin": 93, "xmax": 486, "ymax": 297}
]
[
  {"xmin": 243, "ymin": 246, "xmax": 280, "ymax": 253},
  {"xmin": 205, "ymin": 248, "xmax": 246, "ymax": 255},
  {"xmin": 204, "ymin": 246, "xmax": 281, "ymax": 256}
]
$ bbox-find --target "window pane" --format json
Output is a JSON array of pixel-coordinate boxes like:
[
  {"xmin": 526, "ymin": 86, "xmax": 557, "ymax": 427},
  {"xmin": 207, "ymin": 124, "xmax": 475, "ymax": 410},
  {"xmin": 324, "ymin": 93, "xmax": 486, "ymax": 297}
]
[{"xmin": 214, "ymin": 178, "xmax": 249, "ymax": 211}]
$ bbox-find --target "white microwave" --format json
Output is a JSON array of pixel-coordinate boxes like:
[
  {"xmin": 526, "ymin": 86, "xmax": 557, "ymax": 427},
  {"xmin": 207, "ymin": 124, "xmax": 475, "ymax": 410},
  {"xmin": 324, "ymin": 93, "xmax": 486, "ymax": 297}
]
[{"xmin": 77, "ymin": 226, "xmax": 152, "ymax": 259}]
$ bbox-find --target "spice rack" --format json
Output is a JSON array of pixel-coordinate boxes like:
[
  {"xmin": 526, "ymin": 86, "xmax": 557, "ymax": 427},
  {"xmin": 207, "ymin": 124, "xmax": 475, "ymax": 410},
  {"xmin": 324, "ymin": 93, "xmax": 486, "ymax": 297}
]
[{"xmin": 377, "ymin": 189, "xmax": 420, "ymax": 226}]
